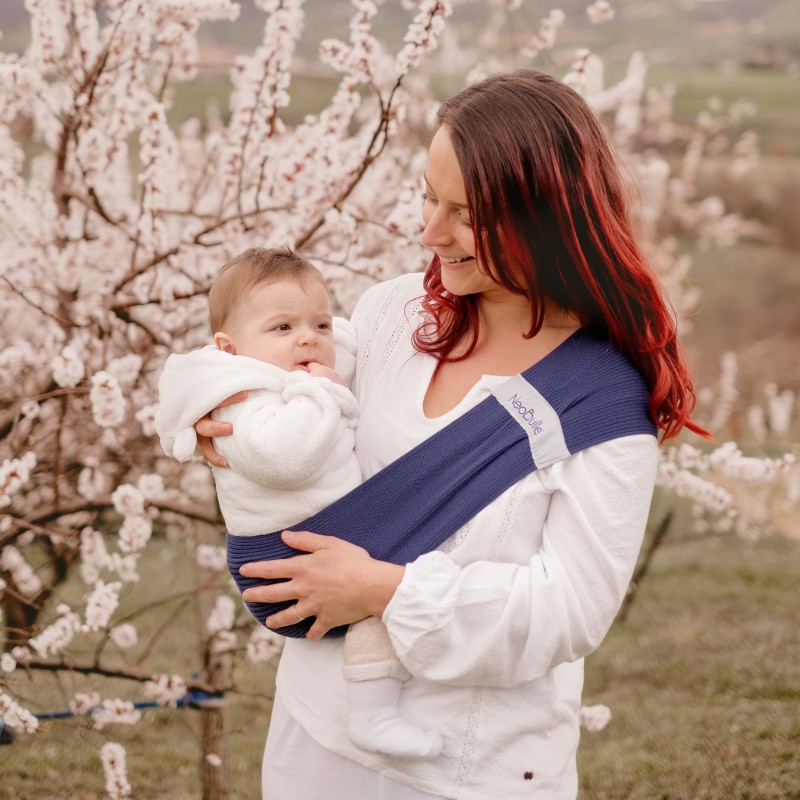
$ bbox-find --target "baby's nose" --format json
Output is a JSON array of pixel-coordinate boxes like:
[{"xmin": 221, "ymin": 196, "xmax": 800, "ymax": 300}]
[{"xmin": 298, "ymin": 327, "xmax": 318, "ymax": 344}]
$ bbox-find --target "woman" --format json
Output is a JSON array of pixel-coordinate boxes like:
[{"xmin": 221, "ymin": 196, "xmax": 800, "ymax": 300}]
[{"xmin": 199, "ymin": 70, "xmax": 703, "ymax": 799}]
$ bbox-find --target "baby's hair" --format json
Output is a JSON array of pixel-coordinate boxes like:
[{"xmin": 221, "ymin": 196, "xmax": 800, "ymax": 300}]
[{"xmin": 208, "ymin": 247, "xmax": 325, "ymax": 333}]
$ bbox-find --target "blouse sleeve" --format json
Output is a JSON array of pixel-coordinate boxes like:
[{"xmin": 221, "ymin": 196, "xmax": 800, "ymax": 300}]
[{"xmin": 382, "ymin": 433, "xmax": 659, "ymax": 688}]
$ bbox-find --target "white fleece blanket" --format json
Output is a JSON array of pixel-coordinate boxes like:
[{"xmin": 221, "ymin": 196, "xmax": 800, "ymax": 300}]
[{"xmin": 155, "ymin": 318, "xmax": 362, "ymax": 535}]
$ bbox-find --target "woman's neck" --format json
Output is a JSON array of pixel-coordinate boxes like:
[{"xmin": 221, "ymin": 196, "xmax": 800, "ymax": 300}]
[{"xmin": 475, "ymin": 287, "xmax": 580, "ymax": 342}]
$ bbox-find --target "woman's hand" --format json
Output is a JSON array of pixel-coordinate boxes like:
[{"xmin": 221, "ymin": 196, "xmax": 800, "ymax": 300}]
[
  {"xmin": 194, "ymin": 390, "xmax": 249, "ymax": 467},
  {"xmin": 239, "ymin": 530, "xmax": 405, "ymax": 640}
]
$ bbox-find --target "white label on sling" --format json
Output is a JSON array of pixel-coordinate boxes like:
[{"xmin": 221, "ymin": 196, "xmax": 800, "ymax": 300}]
[{"xmin": 491, "ymin": 374, "xmax": 570, "ymax": 468}]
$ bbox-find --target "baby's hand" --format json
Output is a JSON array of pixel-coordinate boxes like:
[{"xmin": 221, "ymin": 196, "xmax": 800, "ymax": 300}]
[{"xmin": 306, "ymin": 362, "xmax": 348, "ymax": 387}]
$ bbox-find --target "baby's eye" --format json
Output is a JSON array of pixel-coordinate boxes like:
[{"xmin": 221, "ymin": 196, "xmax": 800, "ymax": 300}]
[
  {"xmin": 316, "ymin": 321, "xmax": 332, "ymax": 331},
  {"xmin": 273, "ymin": 323, "xmax": 292, "ymax": 332}
]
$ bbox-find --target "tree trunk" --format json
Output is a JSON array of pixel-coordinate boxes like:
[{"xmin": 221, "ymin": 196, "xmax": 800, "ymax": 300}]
[
  {"xmin": 201, "ymin": 697, "xmax": 229, "ymax": 800},
  {"xmin": 618, "ymin": 510, "xmax": 674, "ymax": 622},
  {"xmin": 196, "ymin": 520, "xmax": 230, "ymax": 800}
]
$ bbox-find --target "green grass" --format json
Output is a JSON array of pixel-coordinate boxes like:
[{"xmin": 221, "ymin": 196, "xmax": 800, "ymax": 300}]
[
  {"xmin": 578, "ymin": 531, "xmax": 800, "ymax": 800},
  {"xmin": 645, "ymin": 66, "xmax": 800, "ymax": 157},
  {"xmin": 680, "ymin": 237, "xmax": 800, "ymax": 412},
  {"xmin": 168, "ymin": 71, "xmax": 340, "ymax": 128}
]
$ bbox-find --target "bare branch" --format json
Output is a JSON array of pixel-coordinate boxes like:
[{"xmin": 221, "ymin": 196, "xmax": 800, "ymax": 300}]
[
  {"xmin": 16, "ymin": 655, "xmax": 225, "ymax": 695},
  {"xmin": 295, "ymin": 79, "xmax": 403, "ymax": 249},
  {"xmin": 0, "ymin": 275, "xmax": 75, "ymax": 328}
]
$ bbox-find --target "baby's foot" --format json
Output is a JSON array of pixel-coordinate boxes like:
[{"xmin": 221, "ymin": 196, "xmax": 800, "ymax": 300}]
[{"xmin": 348, "ymin": 707, "xmax": 443, "ymax": 759}]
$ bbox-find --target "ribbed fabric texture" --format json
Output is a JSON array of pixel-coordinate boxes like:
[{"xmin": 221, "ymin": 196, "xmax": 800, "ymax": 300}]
[{"xmin": 227, "ymin": 331, "xmax": 657, "ymax": 638}]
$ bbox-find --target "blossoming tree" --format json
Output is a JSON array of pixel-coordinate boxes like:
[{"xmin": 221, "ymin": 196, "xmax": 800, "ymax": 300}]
[{"xmin": 0, "ymin": 0, "xmax": 796, "ymax": 797}]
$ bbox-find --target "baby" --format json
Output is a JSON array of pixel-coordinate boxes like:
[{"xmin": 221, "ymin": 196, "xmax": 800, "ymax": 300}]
[{"xmin": 155, "ymin": 247, "xmax": 442, "ymax": 758}]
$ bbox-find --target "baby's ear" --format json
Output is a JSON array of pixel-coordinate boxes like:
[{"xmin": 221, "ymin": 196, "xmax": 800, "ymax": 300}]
[{"xmin": 213, "ymin": 332, "xmax": 237, "ymax": 354}]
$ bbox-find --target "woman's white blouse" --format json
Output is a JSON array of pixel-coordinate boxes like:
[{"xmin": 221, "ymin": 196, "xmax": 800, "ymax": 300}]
[{"xmin": 275, "ymin": 273, "xmax": 659, "ymax": 800}]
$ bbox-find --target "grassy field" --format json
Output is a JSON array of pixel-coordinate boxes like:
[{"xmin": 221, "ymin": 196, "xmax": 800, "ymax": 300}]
[
  {"xmin": 2, "ymin": 522, "xmax": 799, "ymax": 799},
  {"xmin": 578, "ymin": 526, "xmax": 800, "ymax": 799}
]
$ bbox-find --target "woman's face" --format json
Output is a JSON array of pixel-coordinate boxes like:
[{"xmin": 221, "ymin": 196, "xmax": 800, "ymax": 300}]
[{"xmin": 421, "ymin": 127, "xmax": 499, "ymax": 297}]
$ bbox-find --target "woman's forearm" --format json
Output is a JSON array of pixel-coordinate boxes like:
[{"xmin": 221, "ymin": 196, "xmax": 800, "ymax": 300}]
[{"xmin": 361, "ymin": 559, "xmax": 406, "ymax": 619}]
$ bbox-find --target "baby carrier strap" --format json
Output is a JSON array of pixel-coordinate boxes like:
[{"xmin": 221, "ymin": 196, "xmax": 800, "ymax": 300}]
[{"xmin": 227, "ymin": 331, "xmax": 657, "ymax": 638}]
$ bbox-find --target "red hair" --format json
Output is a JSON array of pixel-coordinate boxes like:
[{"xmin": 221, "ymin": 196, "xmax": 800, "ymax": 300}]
[{"xmin": 413, "ymin": 70, "xmax": 708, "ymax": 440}]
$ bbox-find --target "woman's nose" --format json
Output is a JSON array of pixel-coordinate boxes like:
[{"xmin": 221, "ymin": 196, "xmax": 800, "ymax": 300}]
[{"xmin": 421, "ymin": 208, "xmax": 453, "ymax": 249}]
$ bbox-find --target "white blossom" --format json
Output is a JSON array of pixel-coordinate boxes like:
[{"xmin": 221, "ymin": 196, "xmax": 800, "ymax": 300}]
[
  {"xmin": 0, "ymin": 451, "xmax": 37, "ymax": 508},
  {"xmin": 247, "ymin": 625, "xmax": 284, "ymax": 662},
  {"xmin": 92, "ymin": 698, "xmax": 141, "ymax": 730},
  {"xmin": 109, "ymin": 623, "xmax": 138, "ymax": 649},
  {"xmin": 395, "ymin": 0, "xmax": 453, "ymax": 77},
  {"xmin": 206, "ymin": 595, "xmax": 236, "ymax": 635},
  {"xmin": 90, "ymin": 371, "xmax": 126, "ymax": 428},
  {"xmin": 210, "ymin": 629, "xmax": 237, "ymax": 653},
  {"xmin": 579, "ymin": 704, "xmax": 612, "ymax": 731},
  {"xmin": 197, "ymin": 544, "xmax": 227, "ymax": 571},
  {"xmin": 764, "ymin": 384, "xmax": 795, "ymax": 436},
  {"xmin": 137, "ymin": 473, "xmax": 165, "ymax": 501},
  {"xmin": 80, "ymin": 527, "xmax": 112, "ymax": 580},
  {"xmin": 83, "ymin": 580, "xmax": 122, "ymax": 632},
  {"xmin": 708, "ymin": 352, "xmax": 738, "ymax": 432},
  {"xmin": 111, "ymin": 484, "xmax": 146, "ymax": 517},
  {"xmin": 51, "ymin": 346, "xmax": 86, "ymax": 388},
  {"xmin": 29, "ymin": 609, "xmax": 81, "ymax": 656},
  {"xmin": 179, "ymin": 462, "xmax": 217, "ymax": 503},
  {"xmin": 0, "ymin": 545, "xmax": 42, "ymax": 596},
  {"xmin": 135, "ymin": 403, "xmax": 159, "ymax": 436},
  {"xmin": 656, "ymin": 459, "xmax": 734, "ymax": 514},
  {"xmin": 520, "ymin": 9, "xmax": 564, "ymax": 58},
  {"xmin": 70, "ymin": 691, "xmax": 100, "ymax": 716},
  {"xmin": 747, "ymin": 404, "xmax": 767, "ymax": 444},
  {"xmin": 707, "ymin": 441, "xmax": 793, "ymax": 482},
  {"xmin": 586, "ymin": 1, "xmax": 615, "ymax": 24},
  {"xmin": 20, "ymin": 400, "xmax": 40, "ymax": 419},
  {"xmin": 1, "ymin": 653, "xmax": 16, "ymax": 672},
  {"xmin": 100, "ymin": 742, "xmax": 131, "ymax": 799},
  {"xmin": 145, "ymin": 673, "xmax": 187, "ymax": 706},
  {"xmin": 109, "ymin": 552, "xmax": 141, "ymax": 583},
  {"xmin": 118, "ymin": 514, "xmax": 153, "ymax": 554},
  {"xmin": 78, "ymin": 465, "xmax": 111, "ymax": 501},
  {"xmin": 106, "ymin": 354, "xmax": 143, "ymax": 390},
  {"xmin": 10, "ymin": 646, "xmax": 30, "ymax": 662},
  {"xmin": 0, "ymin": 691, "xmax": 39, "ymax": 734}
]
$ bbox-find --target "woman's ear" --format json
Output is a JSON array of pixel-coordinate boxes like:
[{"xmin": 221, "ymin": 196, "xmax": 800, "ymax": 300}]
[{"xmin": 213, "ymin": 331, "xmax": 237, "ymax": 354}]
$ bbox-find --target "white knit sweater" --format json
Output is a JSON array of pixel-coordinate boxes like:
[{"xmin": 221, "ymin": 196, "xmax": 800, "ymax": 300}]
[
  {"xmin": 275, "ymin": 273, "xmax": 660, "ymax": 799},
  {"xmin": 154, "ymin": 319, "xmax": 361, "ymax": 535}
]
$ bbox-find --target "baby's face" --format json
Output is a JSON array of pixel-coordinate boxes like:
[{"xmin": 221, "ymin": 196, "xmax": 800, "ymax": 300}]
[{"xmin": 219, "ymin": 278, "xmax": 336, "ymax": 372}]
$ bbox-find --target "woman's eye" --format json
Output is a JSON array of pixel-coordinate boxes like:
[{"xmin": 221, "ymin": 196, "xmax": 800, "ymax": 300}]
[
  {"xmin": 458, "ymin": 215, "xmax": 472, "ymax": 228},
  {"xmin": 421, "ymin": 192, "xmax": 437, "ymax": 205}
]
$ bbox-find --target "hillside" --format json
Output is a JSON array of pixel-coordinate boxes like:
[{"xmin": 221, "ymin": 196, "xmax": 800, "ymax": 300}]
[{"xmin": 2, "ymin": 0, "xmax": 799, "ymax": 71}]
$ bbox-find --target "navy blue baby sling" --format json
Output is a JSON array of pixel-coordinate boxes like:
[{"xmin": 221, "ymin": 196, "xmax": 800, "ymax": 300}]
[{"xmin": 227, "ymin": 330, "xmax": 657, "ymax": 638}]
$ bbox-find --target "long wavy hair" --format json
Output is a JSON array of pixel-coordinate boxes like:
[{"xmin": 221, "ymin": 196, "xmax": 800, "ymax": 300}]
[{"xmin": 413, "ymin": 69, "xmax": 707, "ymax": 440}]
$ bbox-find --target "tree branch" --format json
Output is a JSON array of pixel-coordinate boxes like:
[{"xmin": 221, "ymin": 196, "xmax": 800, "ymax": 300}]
[{"xmin": 16, "ymin": 655, "xmax": 225, "ymax": 695}]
